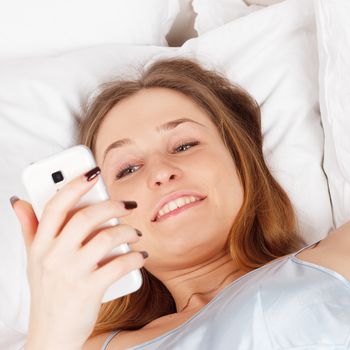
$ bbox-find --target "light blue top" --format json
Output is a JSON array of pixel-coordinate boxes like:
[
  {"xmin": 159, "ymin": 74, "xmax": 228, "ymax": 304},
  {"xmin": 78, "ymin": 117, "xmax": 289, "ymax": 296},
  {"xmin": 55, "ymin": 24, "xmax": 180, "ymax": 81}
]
[{"xmin": 101, "ymin": 239, "xmax": 350, "ymax": 350}]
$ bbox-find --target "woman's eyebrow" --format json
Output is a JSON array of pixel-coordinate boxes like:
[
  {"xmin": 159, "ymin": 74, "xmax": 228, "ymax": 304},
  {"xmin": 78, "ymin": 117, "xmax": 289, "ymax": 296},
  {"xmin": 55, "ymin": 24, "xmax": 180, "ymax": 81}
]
[{"xmin": 102, "ymin": 117, "xmax": 205, "ymax": 163}]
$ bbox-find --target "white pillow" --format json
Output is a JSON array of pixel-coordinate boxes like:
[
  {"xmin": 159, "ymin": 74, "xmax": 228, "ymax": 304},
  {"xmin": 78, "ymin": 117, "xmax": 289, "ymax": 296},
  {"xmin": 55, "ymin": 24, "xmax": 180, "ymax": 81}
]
[
  {"xmin": 0, "ymin": 0, "xmax": 334, "ymax": 344},
  {"xmin": 0, "ymin": 321, "xmax": 26, "ymax": 350},
  {"xmin": 193, "ymin": 0, "xmax": 263, "ymax": 35},
  {"xmin": 314, "ymin": 0, "xmax": 350, "ymax": 228},
  {"xmin": 246, "ymin": 0, "xmax": 284, "ymax": 4},
  {"xmin": 0, "ymin": 0, "xmax": 180, "ymax": 60}
]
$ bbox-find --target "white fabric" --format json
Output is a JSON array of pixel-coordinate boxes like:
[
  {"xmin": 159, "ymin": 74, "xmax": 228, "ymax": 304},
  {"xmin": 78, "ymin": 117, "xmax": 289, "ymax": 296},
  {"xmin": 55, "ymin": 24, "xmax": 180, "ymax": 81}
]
[
  {"xmin": 0, "ymin": 0, "xmax": 334, "ymax": 346},
  {"xmin": 0, "ymin": 0, "xmax": 180, "ymax": 60},
  {"xmin": 0, "ymin": 321, "xmax": 26, "ymax": 350},
  {"xmin": 193, "ymin": 0, "xmax": 263, "ymax": 35},
  {"xmin": 314, "ymin": 0, "xmax": 350, "ymax": 228},
  {"xmin": 246, "ymin": 0, "xmax": 284, "ymax": 4}
]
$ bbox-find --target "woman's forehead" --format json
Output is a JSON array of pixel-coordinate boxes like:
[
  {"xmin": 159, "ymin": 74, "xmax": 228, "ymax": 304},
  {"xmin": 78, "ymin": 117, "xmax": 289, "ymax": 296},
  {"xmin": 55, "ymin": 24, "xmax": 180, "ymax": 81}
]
[
  {"xmin": 94, "ymin": 88, "xmax": 216, "ymax": 161},
  {"xmin": 107, "ymin": 88, "xmax": 206, "ymax": 121}
]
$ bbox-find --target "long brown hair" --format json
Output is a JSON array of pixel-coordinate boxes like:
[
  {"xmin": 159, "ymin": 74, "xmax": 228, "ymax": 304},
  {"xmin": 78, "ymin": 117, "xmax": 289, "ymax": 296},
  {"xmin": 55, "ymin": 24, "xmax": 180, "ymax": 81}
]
[{"xmin": 75, "ymin": 57, "xmax": 306, "ymax": 338}]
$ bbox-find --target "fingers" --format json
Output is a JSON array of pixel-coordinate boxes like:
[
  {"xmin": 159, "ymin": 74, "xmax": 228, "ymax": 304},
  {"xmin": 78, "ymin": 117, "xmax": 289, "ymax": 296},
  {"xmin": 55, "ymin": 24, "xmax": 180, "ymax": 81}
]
[
  {"xmin": 33, "ymin": 167, "xmax": 102, "ymax": 250},
  {"xmin": 54, "ymin": 199, "xmax": 136, "ymax": 252},
  {"xmin": 91, "ymin": 250, "xmax": 146, "ymax": 291},
  {"xmin": 76, "ymin": 224, "xmax": 141, "ymax": 271},
  {"xmin": 11, "ymin": 198, "xmax": 38, "ymax": 255}
]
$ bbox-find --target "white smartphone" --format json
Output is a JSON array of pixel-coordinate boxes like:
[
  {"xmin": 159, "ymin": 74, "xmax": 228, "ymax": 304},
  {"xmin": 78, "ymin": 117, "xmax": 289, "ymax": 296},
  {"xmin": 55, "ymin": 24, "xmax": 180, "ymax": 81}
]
[{"xmin": 21, "ymin": 144, "xmax": 143, "ymax": 303}]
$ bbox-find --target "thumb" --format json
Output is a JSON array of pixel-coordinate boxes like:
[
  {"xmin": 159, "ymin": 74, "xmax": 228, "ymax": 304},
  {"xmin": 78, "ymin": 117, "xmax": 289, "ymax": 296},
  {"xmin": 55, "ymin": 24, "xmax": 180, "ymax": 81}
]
[{"xmin": 10, "ymin": 196, "xmax": 38, "ymax": 254}]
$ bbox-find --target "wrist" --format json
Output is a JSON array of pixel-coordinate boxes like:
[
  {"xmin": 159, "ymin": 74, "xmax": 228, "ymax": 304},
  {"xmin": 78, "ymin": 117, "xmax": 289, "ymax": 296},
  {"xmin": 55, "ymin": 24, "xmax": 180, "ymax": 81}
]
[
  {"xmin": 26, "ymin": 314, "xmax": 83, "ymax": 350},
  {"xmin": 25, "ymin": 336, "xmax": 82, "ymax": 350},
  {"xmin": 26, "ymin": 342, "xmax": 82, "ymax": 350}
]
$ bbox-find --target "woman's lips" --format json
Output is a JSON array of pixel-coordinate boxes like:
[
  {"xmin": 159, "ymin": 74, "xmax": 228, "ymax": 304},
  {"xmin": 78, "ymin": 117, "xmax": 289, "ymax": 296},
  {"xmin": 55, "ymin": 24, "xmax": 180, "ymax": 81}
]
[{"xmin": 153, "ymin": 197, "xmax": 206, "ymax": 223}]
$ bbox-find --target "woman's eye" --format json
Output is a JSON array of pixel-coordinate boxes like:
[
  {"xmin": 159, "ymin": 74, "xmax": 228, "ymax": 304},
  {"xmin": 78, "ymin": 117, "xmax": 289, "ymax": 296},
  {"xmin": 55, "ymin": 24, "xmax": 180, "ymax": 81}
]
[
  {"xmin": 173, "ymin": 140, "xmax": 199, "ymax": 153},
  {"xmin": 115, "ymin": 163, "xmax": 139, "ymax": 180},
  {"xmin": 115, "ymin": 140, "xmax": 199, "ymax": 180}
]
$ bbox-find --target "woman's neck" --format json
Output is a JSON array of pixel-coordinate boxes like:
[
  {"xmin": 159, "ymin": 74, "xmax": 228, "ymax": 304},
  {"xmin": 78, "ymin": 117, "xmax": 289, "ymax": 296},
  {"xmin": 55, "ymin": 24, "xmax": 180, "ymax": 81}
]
[{"xmin": 155, "ymin": 251, "xmax": 247, "ymax": 315}]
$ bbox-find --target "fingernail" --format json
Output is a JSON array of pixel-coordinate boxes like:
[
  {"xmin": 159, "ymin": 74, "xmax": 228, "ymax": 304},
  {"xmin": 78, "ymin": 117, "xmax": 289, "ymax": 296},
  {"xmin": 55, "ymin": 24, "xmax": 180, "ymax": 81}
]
[
  {"xmin": 123, "ymin": 201, "xmax": 137, "ymax": 209},
  {"xmin": 139, "ymin": 251, "xmax": 149, "ymax": 259},
  {"xmin": 135, "ymin": 229, "xmax": 142, "ymax": 237},
  {"xmin": 10, "ymin": 196, "xmax": 19, "ymax": 208},
  {"xmin": 84, "ymin": 166, "xmax": 101, "ymax": 182}
]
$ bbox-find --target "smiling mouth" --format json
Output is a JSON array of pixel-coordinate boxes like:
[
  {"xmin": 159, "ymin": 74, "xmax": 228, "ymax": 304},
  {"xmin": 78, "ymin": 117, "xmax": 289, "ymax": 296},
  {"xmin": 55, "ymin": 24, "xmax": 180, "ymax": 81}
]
[{"xmin": 153, "ymin": 197, "xmax": 206, "ymax": 223}]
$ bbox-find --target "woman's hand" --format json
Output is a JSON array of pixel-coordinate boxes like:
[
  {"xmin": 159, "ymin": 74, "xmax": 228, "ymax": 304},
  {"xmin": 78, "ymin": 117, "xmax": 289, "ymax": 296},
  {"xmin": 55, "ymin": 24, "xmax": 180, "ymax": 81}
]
[{"xmin": 11, "ymin": 167, "xmax": 147, "ymax": 350}]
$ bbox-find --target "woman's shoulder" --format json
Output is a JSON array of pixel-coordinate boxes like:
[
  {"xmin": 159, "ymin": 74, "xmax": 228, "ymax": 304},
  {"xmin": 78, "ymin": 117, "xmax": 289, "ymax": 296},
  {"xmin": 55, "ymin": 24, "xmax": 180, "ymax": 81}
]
[
  {"xmin": 294, "ymin": 220, "xmax": 350, "ymax": 283},
  {"xmin": 82, "ymin": 309, "xmax": 201, "ymax": 350},
  {"xmin": 83, "ymin": 332, "xmax": 113, "ymax": 350}
]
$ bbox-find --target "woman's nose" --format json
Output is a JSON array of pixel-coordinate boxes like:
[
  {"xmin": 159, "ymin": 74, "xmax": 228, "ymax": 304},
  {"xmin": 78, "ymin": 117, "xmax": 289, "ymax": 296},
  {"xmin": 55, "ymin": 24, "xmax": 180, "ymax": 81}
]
[
  {"xmin": 147, "ymin": 158, "xmax": 182, "ymax": 187},
  {"xmin": 154, "ymin": 173, "xmax": 177, "ymax": 186}
]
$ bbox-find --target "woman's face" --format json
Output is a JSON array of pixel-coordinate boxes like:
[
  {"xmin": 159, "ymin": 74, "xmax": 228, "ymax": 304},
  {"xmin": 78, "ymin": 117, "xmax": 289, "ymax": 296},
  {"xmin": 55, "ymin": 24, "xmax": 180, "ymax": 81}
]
[{"xmin": 94, "ymin": 87, "xmax": 244, "ymax": 273}]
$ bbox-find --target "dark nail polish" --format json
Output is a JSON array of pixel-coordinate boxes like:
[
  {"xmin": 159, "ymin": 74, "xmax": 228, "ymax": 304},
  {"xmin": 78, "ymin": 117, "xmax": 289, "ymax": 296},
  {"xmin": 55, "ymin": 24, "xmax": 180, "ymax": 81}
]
[
  {"xmin": 135, "ymin": 229, "xmax": 142, "ymax": 237},
  {"xmin": 84, "ymin": 166, "xmax": 101, "ymax": 181},
  {"xmin": 10, "ymin": 196, "xmax": 19, "ymax": 208},
  {"xmin": 123, "ymin": 201, "xmax": 137, "ymax": 209},
  {"xmin": 140, "ymin": 251, "xmax": 149, "ymax": 259}
]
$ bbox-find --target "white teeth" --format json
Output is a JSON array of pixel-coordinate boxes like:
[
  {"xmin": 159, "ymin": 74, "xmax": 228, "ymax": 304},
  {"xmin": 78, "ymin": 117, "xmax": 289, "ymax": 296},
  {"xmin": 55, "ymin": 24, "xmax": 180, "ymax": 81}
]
[
  {"xmin": 168, "ymin": 201, "xmax": 178, "ymax": 211},
  {"xmin": 157, "ymin": 196, "xmax": 199, "ymax": 218}
]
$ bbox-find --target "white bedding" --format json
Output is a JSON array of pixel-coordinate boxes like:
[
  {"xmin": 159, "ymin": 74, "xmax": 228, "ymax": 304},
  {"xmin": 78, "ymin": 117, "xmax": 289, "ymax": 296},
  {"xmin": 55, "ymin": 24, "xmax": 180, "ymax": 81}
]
[
  {"xmin": 0, "ymin": 0, "xmax": 180, "ymax": 60},
  {"xmin": 315, "ymin": 0, "xmax": 350, "ymax": 228},
  {"xmin": 193, "ymin": 0, "xmax": 263, "ymax": 35},
  {"xmin": 0, "ymin": 0, "xmax": 342, "ymax": 348}
]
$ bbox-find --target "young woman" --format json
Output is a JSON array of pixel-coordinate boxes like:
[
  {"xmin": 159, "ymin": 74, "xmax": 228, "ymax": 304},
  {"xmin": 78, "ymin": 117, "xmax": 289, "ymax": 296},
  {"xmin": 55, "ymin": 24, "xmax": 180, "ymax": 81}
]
[{"xmin": 12, "ymin": 58, "xmax": 350, "ymax": 350}]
